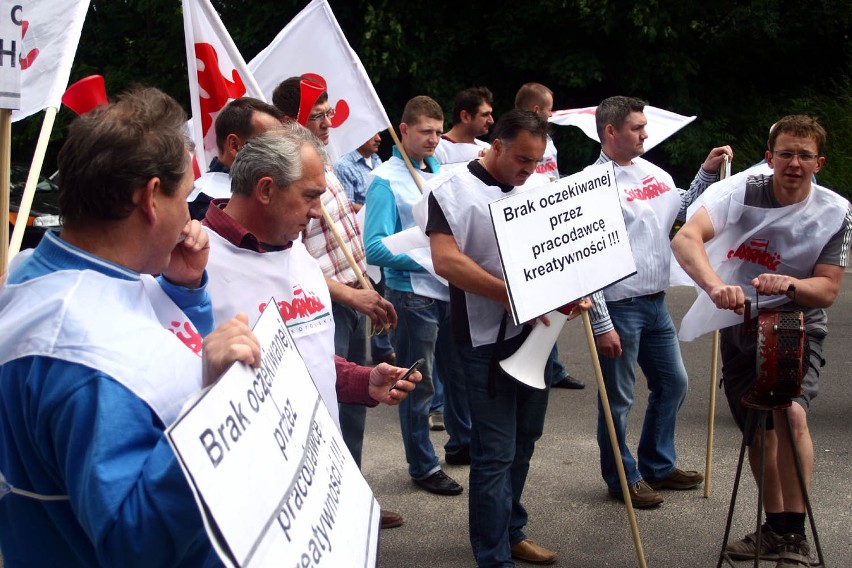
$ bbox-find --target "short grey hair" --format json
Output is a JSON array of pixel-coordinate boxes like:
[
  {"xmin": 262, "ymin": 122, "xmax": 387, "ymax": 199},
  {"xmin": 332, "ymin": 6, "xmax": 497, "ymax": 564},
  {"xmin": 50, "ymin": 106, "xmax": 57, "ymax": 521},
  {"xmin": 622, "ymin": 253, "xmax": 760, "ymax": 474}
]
[{"xmin": 229, "ymin": 124, "xmax": 328, "ymax": 196}]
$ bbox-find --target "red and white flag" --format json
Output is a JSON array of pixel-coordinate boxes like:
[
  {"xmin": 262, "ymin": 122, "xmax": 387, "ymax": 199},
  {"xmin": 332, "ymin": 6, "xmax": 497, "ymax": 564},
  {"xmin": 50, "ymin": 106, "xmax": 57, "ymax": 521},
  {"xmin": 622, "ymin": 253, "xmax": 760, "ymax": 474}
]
[
  {"xmin": 549, "ymin": 105, "xmax": 696, "ymax": 153},
  {"xmin": 182, "ymin": 0, "xmax": 264, "ymax": 170},
  {"xmin": 248, "ymin": 0, "xmax": 390, "ymax": 161},
  {"xmin": 11, "ymin": 1, "xmax": 90, "ymax": 121}
]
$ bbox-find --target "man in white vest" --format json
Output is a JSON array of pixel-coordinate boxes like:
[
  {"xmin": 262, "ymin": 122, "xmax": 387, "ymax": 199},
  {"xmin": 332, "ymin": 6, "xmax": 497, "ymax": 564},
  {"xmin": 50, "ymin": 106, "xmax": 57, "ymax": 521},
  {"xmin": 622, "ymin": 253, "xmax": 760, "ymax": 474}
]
[
  {"xmin": 364, "ymin": 96, "xmax": 470, "ymax": 496},
  {"xmin": 188, "ymin": 97, "xmax": 285, "ymax": 220},
  {"xmin": 514, "ymin": 81, "xmax": 585, "ymax": 391},
  {"xmin": 588, "ymin": 95, "xmax": 732, "ymax": 508},
  {"xmin": 672, "ymin": 115, "xmax": 852, "ymax": 565},
  {"xmin": 0, "ymin": 87, "xmax": 261, "ymax": 567},
  {"xmin": 429, "ymin": 109, "xmax": 590, "ymax": 567},
  {"xmin": 272, "ymin": 76, "xmax": 401, "ymax": 528},
  {"xmin": 433, "ymin": 86, "xmax": 494, "ymax": 166}
]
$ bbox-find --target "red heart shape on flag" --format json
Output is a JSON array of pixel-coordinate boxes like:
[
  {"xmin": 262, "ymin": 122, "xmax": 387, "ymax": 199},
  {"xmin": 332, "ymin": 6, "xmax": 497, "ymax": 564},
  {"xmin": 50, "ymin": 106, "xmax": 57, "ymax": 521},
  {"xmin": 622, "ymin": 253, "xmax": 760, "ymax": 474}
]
[{"xmin": 331, "ymin": 99, "xmax": 349, "ymax": 128}]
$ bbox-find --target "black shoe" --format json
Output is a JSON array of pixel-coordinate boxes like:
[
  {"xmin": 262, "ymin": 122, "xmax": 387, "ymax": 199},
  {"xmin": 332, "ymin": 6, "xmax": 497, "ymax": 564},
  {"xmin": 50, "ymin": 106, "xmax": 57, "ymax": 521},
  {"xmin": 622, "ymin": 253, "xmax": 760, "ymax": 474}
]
[
  {"xmin": 413, "ymin": 470, "xmax": 463, "ymax": 495},
  {"xmin": 552, "ymin": 374, "xmax": 585, "ymax": 389},
  {"xmin": 445, "ymin": 445, "xmax": 471, "ymax": 465}
]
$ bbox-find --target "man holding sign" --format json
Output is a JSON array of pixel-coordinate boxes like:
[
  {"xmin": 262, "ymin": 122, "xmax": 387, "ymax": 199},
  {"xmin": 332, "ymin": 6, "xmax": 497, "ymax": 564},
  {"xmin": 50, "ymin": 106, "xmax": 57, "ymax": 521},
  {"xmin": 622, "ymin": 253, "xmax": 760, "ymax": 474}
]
[
  {"xmin": 588, "ymin": 96, "xmax": 732, "ymax": 508},
  {"xmin": 0, "ymin": 88, "xmax": 260, "ymax": 567},
  {"xmin": 429, "ymin": 109, "xmax": 590, "ymax": 567}
]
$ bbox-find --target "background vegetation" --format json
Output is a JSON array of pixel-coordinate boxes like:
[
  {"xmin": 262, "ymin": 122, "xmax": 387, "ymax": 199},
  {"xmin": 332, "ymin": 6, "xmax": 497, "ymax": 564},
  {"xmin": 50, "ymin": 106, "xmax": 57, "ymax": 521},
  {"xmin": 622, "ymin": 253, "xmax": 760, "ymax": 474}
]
[{"xmin": 11, "ymin": 0, "xmax": 852, "ymax": 194}]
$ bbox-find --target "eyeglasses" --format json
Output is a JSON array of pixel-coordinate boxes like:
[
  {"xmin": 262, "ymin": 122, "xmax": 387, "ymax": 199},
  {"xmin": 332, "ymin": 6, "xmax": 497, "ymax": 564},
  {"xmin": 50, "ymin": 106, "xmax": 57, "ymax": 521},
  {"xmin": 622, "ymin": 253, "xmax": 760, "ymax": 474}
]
[
  {"xmin": 773, "ymin": 151, "xmax": 819, "ymax": 163},
  {"xmin": 307, "ymin": 108, "xmax": 335, "ymax": 122}
]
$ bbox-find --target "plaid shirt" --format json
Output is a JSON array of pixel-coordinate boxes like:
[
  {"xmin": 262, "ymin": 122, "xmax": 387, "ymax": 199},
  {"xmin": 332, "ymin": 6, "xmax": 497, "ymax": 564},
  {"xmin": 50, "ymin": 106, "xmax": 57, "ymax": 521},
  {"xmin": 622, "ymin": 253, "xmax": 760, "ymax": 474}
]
[{"xmin": 302, "ymin": 167, "xmax": 368, "ymax": 286}]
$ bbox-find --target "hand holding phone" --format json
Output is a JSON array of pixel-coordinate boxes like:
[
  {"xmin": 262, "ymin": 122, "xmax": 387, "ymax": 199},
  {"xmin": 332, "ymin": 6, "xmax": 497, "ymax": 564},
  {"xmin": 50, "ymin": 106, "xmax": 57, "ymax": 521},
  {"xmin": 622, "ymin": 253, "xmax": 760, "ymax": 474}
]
[{"xmin": 390, "ymin": 358, "xmax": 425, "ymax": 391}]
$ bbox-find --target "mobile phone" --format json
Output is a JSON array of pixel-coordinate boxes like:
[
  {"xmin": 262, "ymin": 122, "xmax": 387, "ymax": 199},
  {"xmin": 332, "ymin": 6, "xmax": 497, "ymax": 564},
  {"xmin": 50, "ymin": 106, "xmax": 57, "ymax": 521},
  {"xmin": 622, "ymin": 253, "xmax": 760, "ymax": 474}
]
[{"xmin": 390, "ymin": 358, "xmax": 425, "ymax": 391}]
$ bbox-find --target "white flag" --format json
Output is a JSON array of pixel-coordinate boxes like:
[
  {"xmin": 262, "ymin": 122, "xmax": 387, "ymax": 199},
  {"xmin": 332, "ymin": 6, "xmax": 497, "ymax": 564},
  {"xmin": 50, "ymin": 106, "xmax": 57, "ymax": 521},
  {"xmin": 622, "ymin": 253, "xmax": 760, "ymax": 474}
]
[
  {"xmin": 182, "ymin": 0, "xmax": 265, "ymax": 170},
  {"xmin": 248, "ymin": 0, "xmax": 390, "ymax": 161},
  {"xmin": 549, "ymin": 105, "xmax": 696, "ymax": 153},
  {"xmin": 0, "ymin": 6, "xmax": 21, "ymax": 110},
  {"xmin": 11, "ymin": 1, "xmax": 90, "ymax": 121}
]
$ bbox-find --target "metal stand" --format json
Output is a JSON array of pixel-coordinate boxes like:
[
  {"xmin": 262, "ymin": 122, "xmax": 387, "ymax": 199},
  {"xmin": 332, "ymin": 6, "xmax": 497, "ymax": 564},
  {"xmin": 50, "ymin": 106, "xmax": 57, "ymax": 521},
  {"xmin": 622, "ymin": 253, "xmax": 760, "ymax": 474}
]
[{"xmin": 717, "ymin": 407, "xmax": 826, "ymax": 567}]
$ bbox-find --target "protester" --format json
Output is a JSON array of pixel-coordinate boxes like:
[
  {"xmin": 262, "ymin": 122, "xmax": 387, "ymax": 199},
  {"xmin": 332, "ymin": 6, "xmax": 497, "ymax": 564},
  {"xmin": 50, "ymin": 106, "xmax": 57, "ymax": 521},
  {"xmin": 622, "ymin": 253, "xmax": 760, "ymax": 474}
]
[
  {"xmin": 514, "ymin": 81, "xmax": 585, "ymax": 390},
  {"xmin": 364, "ymin": 95, "xmax": 471, "ymax": 495},
  {"xmin": 672, "ymin": 115, "xmax": 852, "ymax": 566},
  {"xmin": 0, "ymin": 87, "xmax": 261, "ymax": 567},
  {"xmin": 187, "ymin": 97, "xmax": 284, "ymax": 219},
  {"xmin": 202, "ymin": 126, "xmax": 411, "ymax": 529},
  {"xmin": 588, "ymin": 95, "xmax": 732, "ymax": 508},
  {"xmin": 429, "ymin": 108, "xmax": 590, "ymax": 566},
  {"xmin": 433, "ymin": 86, "xmax": 494, "ymax": 165},
  {"xmin": 333, "ymin": 132, "xmax": 397, "ymax": 367}
]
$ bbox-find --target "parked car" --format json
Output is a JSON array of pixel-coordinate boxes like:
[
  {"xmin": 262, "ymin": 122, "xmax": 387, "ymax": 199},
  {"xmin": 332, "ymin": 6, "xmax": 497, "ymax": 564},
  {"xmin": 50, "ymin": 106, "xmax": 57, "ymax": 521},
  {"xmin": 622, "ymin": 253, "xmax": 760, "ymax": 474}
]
[{"xmin": 8, "ymin": 165, "xmax": 62, "ymax": 249}]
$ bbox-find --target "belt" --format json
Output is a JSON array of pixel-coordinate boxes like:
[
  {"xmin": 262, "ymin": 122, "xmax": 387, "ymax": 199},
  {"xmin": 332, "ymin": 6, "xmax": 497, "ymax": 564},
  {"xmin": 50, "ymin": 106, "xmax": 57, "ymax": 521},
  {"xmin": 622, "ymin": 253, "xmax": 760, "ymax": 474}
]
[{"xmin": 637, "ymin": 291, "xmax": 665, "ymax": 301}]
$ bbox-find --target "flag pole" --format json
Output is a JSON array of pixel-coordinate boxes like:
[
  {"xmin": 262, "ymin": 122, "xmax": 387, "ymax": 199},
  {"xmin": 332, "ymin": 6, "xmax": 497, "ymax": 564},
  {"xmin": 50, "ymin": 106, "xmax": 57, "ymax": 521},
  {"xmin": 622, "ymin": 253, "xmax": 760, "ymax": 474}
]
[
  {"xmin": 704, "ymin": 155, "xmax": 729, "ymax": 498},
  {"xmin": 582, "ymin": 311, "xmax": 647, "ymax": 568},
  {"xmin": 386, "ymin": 125, "xmax": 425, "ymax": 194},
  {"xmin": 8, "ymin": 106, "xmax": 58, "ymax": 262},
  {"xmin": 0, "ymin": 109, "xmax": 12, "ymax": 275},
  {"xmin": 319, "ymin": 201, "xmax": 371, "ymax": 291}
]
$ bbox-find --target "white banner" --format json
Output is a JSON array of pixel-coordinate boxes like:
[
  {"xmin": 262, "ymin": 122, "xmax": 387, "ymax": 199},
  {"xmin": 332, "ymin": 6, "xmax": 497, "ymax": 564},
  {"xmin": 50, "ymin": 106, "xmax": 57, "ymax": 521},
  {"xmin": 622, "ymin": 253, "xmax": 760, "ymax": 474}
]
[
  {"xmin": 248, "ymin": 0, "xmax": 390, "ymax": 161},
  {"xmin": 168, "ymin": 300, "xmax": 379, "ymax": 568},
  {"xmin": 10, "ymin": 0, "xmax": 89, "ymax": 121},
  {"xmin": 549, "ymin": 105, "xmax": 696, "ymax": 153},
  {"xmin": 0, "ymin": 6, "xmax": 21, "ymax": 109},
  {"xmin": 490, "ymin": 163, "xmax": 636, "ymax": 324},
  {"xmin": 182, "ymin": 0, "xmax": 266, "ymax": 170}
]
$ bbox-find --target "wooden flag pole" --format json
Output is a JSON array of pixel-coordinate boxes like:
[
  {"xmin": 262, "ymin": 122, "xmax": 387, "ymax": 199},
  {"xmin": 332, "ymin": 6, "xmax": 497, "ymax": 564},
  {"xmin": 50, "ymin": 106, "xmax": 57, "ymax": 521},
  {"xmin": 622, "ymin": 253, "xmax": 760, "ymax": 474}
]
[
  {"xmin": 319, "ymin": 200, "xmax": 371, "ymax": 291},
  {"xmin": 582, "ymin": 311, "xmax": 647, "ymax": 568},
  {"xmin": 8, "ymin": 106, "xmax": 58, "ymax": 262},
  {"xmin": 0, "ymin": 109, "xmax": 12, "ymax": 276},
  {"xmin": 704, "ymin": 155, "xmax": 730, "ymax": 498},
  {"xmin": 386, "ymin": 126, "xmax": 425, "ymax": 194}
]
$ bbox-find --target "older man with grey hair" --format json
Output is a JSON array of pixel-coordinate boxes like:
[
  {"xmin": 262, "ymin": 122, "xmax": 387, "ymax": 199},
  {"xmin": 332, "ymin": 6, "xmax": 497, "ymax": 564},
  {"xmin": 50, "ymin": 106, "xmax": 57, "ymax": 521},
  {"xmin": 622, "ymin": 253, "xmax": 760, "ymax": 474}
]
[{"xmin": 202, "ymin": 126, "xmax": 416, "ymax": 443}]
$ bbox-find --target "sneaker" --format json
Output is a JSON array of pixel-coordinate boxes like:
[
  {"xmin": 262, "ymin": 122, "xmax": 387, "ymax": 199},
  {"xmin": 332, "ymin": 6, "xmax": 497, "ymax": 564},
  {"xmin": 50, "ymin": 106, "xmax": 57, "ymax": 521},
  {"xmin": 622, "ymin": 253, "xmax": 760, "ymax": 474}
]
[
  {"xmin": 725, "ymin": 524, "xmax": 784, "ymax": 560},
  {"xmin": 413, "ymin": 470, "xmax": 463, "ymax": 495},
  {"xmin": 552, "ymin": 374, "xmax": 585, "ymax": 389},
  {"xmin": 608, "ymin": 480, "xmax": 663, "ymax": 508},
  {"xmin": 776, "ymin": 533, "xmax": 811, "ymax": 567},
  {"xmin": 647, "ymin": 468, "xmax": 704, "ymax": 490},
  {"xmin": 429, "ymin": 411, "xmax": 445, "ymax": 431}
]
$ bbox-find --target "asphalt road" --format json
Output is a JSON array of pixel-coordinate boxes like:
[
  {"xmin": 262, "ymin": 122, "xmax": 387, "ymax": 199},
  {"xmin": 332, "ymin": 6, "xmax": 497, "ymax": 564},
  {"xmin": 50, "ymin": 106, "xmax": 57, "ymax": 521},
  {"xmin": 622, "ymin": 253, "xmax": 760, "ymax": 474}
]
[{"xmin": 366, "ymin": 281, "xmax": 852, "ymax": 568}]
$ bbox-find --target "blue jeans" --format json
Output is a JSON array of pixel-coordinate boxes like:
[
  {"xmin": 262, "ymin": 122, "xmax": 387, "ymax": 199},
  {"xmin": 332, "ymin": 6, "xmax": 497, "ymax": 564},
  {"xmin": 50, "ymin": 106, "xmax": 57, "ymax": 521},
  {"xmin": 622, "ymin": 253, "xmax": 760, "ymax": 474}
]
[
  {"xmin": 430, "ymin": 364, "xmax": 445, "ymax": 414},
  {"xmin": 596, "ymin": 294, "xmax": 689, "ymax": 491},
  {"xmin": 460, "ymin": 332, "xmax": 550, "ymax": 567},
  {"xmin": 333, "ymin": 301, "xmax": 368, "ymax": 469},
  {"xmin": 546, "ymin": 345, "xmax": 568, "ymax": 382},
  {"xmin": 387, "ymin": 288, "xmax": 470, "ymax": 478},
  {"xmin": 369, "ymin": 274, "xmax": 395, "ymax": 362}
]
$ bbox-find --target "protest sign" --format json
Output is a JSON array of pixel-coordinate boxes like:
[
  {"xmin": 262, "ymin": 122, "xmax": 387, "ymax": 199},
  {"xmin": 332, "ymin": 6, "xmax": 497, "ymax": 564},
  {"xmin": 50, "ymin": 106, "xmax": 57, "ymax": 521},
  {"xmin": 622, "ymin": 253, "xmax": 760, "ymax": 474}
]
[
  {"xmin": 168, "ymin": 300, "xmax": 379, "ymax": 568},
  {"xmin": 490, "ymin": 162, "xmax": 636, "ymax": 324}
]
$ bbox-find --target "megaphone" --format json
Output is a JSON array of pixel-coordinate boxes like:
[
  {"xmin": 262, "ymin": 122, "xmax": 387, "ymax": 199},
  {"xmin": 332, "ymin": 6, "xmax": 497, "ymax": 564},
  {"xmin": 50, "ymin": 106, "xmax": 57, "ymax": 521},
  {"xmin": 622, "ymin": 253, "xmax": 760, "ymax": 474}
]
[
  {"xmin": 296, "ymin": 77, "xmax": 326, "ymax": 126},
  {"xmin": 62, "ymin": 75, "xmax": 108, "ymax": 115},
  {"xmin": 499, "ymin": 303, "xmax": 577, "ymax": 390}
]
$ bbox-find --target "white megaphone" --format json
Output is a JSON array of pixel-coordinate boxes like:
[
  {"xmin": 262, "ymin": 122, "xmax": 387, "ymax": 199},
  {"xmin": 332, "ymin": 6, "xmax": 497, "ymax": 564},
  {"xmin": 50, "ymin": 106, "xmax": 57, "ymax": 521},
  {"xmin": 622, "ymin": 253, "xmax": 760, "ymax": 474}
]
[{"xmin": 499, "ymin": 303, "xmax": 577, "ymax": 390}]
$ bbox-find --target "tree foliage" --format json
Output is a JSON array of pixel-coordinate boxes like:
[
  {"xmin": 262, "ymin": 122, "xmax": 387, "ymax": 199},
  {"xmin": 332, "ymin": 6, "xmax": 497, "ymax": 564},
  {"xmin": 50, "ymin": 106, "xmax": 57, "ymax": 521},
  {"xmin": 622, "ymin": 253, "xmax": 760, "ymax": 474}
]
[{"xmin": 12, "ymin": 0, "xmax": 852, "ymax": 194}]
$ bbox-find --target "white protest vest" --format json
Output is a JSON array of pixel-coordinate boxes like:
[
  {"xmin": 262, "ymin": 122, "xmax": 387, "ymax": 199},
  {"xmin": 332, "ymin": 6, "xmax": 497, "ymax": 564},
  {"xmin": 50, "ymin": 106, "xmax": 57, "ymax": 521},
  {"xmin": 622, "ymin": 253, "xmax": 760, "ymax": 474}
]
[
  {"xmin": 431, "ymin": 168, "xmax": 526, "ymax": 347},
  {"xmin": 433, "ymin": 137, "xmax": 490, "ymax": 167},
  {"xmin": 205, "ymin": 231, "xmax": 340, "ymax": 426},
  {"xmin": 187, "ymin": 171, "xmax": 231, "ymax": 202},
  {"xmin": 678, "ymin": 176, "xmax": 849, "ymax": 341},
  {"xmin": 0, "ymin": 271, "xmax": 202, "ymax": 425},
  {"xmin": 535, "ymin": 136, "xmax": 559, "ymax": 182},
  {"xmin": 602, "ymin": 157, "xmax": 681, "ymax": 300},
  {"xmin": 371, "ymin": 157, "xmax": 450, "ymax": 302}
]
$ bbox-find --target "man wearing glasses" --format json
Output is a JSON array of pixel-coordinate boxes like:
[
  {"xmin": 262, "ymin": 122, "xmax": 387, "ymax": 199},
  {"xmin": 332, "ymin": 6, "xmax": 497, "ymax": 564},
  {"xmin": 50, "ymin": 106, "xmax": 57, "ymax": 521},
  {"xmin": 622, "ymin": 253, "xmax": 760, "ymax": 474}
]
[{"xmin": 673, "ymin": 115, "xmax": 852, "ymax": 566}]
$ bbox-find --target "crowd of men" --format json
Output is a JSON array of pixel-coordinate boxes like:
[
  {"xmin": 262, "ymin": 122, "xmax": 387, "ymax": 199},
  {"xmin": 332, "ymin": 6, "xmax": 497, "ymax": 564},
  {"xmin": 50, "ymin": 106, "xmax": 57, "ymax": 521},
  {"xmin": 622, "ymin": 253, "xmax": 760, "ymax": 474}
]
[{"xmin": 0, "ymin": 76, "xmax": 848, "ymax": 568}]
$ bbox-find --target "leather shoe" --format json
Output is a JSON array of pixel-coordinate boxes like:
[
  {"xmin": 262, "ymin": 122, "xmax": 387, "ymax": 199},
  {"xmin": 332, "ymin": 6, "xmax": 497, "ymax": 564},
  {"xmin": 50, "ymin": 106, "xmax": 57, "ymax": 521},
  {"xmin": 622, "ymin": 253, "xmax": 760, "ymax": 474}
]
[
  {"xmin": 413, "ymin": 469, "xmax": 463, "ymax": 495},
  {"xmin": 380, "ymin": 509, "xmax": 403, "ymax": 529},
  {"xmin": 445, "ymin": 445, "xmax": 470, "ymax": 465},
  {"xmin": 428, "ymin": 411, "xmax": 445, "ymax": 431},
  {"xmin": 647, "ymin": 468, "xmax": 704, "ymax": 490},
  {"xmin": 608, "ymin": 480, "xmax": 663, "ymax": 508},
  {"xmin": 552, "ymin": 374, "xmax": 585, "ymax": 389},
  {"xmin": 510, "ymin": 539, "xmax": 557, "ymax": 565}
]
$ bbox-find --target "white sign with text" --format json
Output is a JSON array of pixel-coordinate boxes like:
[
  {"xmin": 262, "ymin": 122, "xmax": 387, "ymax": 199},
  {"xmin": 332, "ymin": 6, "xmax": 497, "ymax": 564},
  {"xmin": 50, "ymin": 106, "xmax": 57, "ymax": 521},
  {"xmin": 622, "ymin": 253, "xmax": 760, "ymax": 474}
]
[
  {"xmin": 168, "ymin": 301, "xmax": 379, "ymax": 568},
  {"xmin": 490, "ymin": 162, "xmax": 636, "ymax": 324}
]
